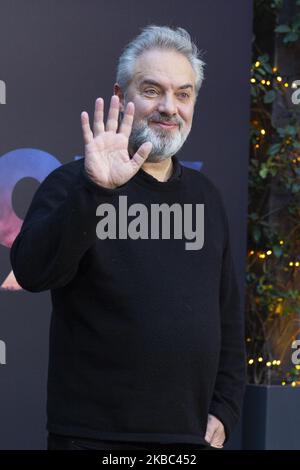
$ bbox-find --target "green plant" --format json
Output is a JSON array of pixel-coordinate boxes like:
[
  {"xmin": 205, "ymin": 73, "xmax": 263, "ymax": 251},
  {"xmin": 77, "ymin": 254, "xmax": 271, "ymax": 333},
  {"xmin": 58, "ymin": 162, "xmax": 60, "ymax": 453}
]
[{"xmin": 246, "ymin": 0, "xmax": 300, "ymax": 386}]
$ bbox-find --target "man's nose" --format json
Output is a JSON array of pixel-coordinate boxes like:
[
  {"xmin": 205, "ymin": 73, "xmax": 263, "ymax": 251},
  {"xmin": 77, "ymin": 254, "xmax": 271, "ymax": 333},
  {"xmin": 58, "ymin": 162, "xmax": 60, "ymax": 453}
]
[{"xmin": 157, "ymin": 93, "xmax": 177, "ymax": 116}]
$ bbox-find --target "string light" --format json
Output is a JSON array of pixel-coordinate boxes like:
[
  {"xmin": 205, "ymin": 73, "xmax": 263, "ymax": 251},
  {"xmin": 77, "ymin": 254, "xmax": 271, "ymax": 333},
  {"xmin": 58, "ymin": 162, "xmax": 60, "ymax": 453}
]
[
  {"xmin": 255, "ymin": 61, "xmax": 261, "ymax": 67},
  {"xmin": 259, "ymin": 253, "xmax": 266, "ymax": 259},
  {"xmin": 273, "ymin": 66, "xmax": 278, "ymax": 73},
  {"xmin": 291, "ymin": 381, "xmax": 296, "ymax": 387},
  {"xmin": 295, "ymin": 262, "xmax": 299, "ymax": 267},
  {"xmin": 251, "ymin": 78, "xmax": 256, "ymax": 83},
  {"xmin": 261, "ymin": 79, "xmax": 266, "ymax": 85},
  {"xmin": 258, "ymin": 357, "xmax": 263, "ymax": 362},
  {"xmin": 289, "ymin": 261, "xmax": 294, "ymax": 266},
  {"xmin": 266, "ymin": 80, "xmax": 271, "ymax": 86},
  {"xmin": 282, "ymin": 381, "xmax": 286, "ymax": 386},
  {"xmin": 284, "ymin": 82, "xmax": 289, "ymax": 88},
  {"xmin": 266, "ymin": 361, "xmax": 272, "ymax": 367},
  {"xmin": 276, "ymin": 76, "xmax": 282, "ymax": 82},
  {"xmin": 260, "ymin": 129, "xmax": 266, "ymax": 135},
  {"xmin": 249, "ymin": 250, "xmax": 255, "ymax": 255},
  {"xmin": 248, "ymin": 359, "xmax": 254, "ymax": 365},
  {"xmin": 266, "ymin": 250, "xmax": 272, "ymax": 255},
  {"xmin": 279, "ymin": 240, "xmax": 284, "ymax": 245}
]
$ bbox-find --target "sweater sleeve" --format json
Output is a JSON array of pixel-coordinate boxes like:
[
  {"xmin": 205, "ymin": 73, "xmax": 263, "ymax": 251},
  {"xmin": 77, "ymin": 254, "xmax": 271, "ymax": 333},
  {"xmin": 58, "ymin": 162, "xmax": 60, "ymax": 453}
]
[
  {"xmin": 10, "ymin": 162, "xmax": 126, "ymax": 292},
  {"xmin": 208, "ymin": 197, "xmax": 247, "ymax": 444}
]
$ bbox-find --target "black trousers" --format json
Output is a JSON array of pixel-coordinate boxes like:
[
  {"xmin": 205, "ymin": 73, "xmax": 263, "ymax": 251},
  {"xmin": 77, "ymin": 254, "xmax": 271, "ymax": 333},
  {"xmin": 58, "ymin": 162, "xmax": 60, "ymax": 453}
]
[{"xmin": 47, "ymin": 432, "xmax": 214, "ymax": 451}]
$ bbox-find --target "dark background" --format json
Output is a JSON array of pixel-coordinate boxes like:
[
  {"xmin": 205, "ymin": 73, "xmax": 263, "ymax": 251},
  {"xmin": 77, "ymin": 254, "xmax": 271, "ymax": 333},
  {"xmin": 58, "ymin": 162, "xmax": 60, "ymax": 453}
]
[{"xmin": 0, "ymin": 0, "xmax": 253, "ymax": 449}]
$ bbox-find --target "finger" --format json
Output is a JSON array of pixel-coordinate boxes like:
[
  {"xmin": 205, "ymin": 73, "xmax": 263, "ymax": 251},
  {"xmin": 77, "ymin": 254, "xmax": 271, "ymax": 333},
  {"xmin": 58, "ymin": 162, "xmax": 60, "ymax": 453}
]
[
  {"xmin": 210, "ymin": 427, "xmax": 225, "ymax": 448},
  {"xmin": 93, "ymin": 97, "xmax": 104, "ymax": 137},
  {"xmin": 130, "ymin": 142, "xmax": 153, "ymax": 172},
  {"xmin": 106, "ymin": 95, "xmax": 120, "ymax": 132},
  {"xmin": 81, "ymin": 111, "xmax": 93, "ymax": 145},
  {"xmin": 204, "ymin": 419, "xmax": 216, "ymax": 443},
  {"xmin": 119, "ymin": 101, "xmax": 134, "ymax": 138}
]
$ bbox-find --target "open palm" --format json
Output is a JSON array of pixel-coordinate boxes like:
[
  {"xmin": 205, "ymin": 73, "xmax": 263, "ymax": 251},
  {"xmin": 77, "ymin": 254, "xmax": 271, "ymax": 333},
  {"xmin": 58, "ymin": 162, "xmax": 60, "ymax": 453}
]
[{"xmin": 81, "ymin": 95, "xmax": 152, "ymax": 189}]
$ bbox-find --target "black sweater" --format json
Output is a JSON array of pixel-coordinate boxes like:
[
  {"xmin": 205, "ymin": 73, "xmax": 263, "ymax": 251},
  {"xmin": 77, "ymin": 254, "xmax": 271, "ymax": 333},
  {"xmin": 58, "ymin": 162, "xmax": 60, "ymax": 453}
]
[{"xmin": 10, "ymin": 155, "xmax": 246, "ymax": 446}]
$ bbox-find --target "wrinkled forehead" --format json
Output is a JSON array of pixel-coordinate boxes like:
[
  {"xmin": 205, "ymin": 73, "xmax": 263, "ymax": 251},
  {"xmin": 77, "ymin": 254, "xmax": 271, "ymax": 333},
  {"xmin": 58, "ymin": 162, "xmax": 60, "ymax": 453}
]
[{"xmin": 131, "ymin": 49, "xmax": 196, "ymax": 91}]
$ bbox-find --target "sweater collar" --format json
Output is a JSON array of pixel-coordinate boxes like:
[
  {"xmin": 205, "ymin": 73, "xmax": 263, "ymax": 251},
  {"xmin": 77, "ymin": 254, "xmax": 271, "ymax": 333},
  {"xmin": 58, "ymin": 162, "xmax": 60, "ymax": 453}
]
[{"xmin": 133, "ymin": 155, "xmax": 183, "ymax": 191}]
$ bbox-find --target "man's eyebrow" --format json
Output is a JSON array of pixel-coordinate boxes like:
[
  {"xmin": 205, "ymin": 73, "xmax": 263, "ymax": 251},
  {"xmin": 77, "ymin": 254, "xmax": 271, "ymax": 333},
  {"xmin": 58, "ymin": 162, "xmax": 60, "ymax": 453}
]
[{"xmin": 139, "ymin": 79, "xmax": 194, "ymax": 90}]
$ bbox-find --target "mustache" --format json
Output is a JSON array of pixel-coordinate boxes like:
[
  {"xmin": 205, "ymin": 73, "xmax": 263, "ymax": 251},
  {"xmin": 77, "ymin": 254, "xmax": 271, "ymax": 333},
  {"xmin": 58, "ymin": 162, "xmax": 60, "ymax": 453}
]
[{"xmin": 147, "ymin": 113, "xmax": 182, "ymax": 126}]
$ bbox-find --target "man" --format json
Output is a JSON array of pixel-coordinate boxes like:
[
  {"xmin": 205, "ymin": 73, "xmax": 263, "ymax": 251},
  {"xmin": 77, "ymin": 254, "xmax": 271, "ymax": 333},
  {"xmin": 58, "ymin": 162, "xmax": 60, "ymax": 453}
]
[{"xmin": 10, "ymin": 25, "xmax": 246, "ymax": 451}]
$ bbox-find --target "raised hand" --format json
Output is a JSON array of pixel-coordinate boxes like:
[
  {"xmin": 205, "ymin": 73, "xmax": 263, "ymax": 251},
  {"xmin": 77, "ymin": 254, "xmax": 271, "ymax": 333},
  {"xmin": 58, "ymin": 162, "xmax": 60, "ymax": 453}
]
[{"xmin": 81, "ymin": 95, "xmax": 152, "ymax": 189}]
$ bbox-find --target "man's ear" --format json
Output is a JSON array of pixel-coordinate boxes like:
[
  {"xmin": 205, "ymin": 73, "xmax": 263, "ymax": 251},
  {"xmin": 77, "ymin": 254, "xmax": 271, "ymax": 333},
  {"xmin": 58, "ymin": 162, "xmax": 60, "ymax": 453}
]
[{"xmin": 113, "ymin": 83, "xmax": 125, "ymax": 112}]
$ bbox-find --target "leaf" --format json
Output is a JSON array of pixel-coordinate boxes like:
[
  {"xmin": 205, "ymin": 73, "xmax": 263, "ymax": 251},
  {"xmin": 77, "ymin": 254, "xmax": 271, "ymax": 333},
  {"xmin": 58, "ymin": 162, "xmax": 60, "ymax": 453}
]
[
  {"xmin": 275, "ymin": 24, "xmax": 291, "ymax": 33},
  {"xmin": 268, "ymin": 143, "xmax": 281, "ymax": 155},
  {"xmin": 270, "ymin": 168, "xmax": 277, "ymax": 176},
  {"xmin": 259, "ymin": 165, "xmax": 269, "ymax": 179},
  {"xmin": 273, "ymin": 245, "xmax": 283, "ymax": 258},
  {"xmin": 291, "ymin": 183, "xmax": 300, "ymax": 193},
  {"xmin": 283, "ymin": 32, "xmax": 299, "ymax": 43},
  {"xmin": 286, "ymin": 125, "xmax": 297, "ymax": 136},
  {"xmin": 276, "ymin": 127, "xmax": 286, "ymax": 137},
  {"xmin": 253, "ymin": 226, "xmax": 261, "ymax": 243},
  {"xmin": 264, "ymin": 90, "xmax": 276, "ymax": 103}
]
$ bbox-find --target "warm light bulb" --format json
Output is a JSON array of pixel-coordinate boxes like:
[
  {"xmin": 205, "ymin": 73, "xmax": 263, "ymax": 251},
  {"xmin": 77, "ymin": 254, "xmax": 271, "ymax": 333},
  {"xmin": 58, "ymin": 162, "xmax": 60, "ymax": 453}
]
[
  {"xmin": 248, "ymin": 359, "xmax": 254, "ymax": 365},
  {"xmin": 260, "ymin": 129, "xmax": 266, "ymax": 135},
  {"xmin": 255, "ymin": 61, "xmax": 260, "ymax": 67},
  {"xmin": 266, "ymin": 250, "xmax": 272, "ymax": 255},
  {"xmin": 279, "ymin": 240, "xmax": 284, "ymax": 245},
  {"xmin": 284, "ymin": 82, "xmax": 289, "ymax": 88},
  {"xmin": 291, "ymin": 381, "xmax": 296, "ymax": 387},
  {"xmin": 251, "ymin": 78, "xmax": 256, "ymax": 83},
  {"xmin": 258, "ymin": 357, "xmax": 263, "ymax": 362},
  {"xmin": 266, "ymin": 361, "xmax": 272, "ymax": 367},
  {"xmin": 276, "ymin": 76, "xmax": 282, "ymax": 82}
]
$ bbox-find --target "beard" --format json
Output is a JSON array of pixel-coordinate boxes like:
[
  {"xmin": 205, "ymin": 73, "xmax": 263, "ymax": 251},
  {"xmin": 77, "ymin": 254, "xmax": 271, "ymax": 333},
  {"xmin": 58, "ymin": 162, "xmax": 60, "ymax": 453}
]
[{"xmin": 123, "ymin": 111, "xmax": 191, "ymax": 163}]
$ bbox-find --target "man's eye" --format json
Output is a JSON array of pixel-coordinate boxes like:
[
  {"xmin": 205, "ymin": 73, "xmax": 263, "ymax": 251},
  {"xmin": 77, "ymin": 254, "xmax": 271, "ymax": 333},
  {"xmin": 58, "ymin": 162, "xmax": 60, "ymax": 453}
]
[
  {"xmin": 144, "ymin": 89, "xmax": 158, "ymax": 95},
  {"xmin": 178, "ymin": 92, "xmax": 190, "ymax": 99}
]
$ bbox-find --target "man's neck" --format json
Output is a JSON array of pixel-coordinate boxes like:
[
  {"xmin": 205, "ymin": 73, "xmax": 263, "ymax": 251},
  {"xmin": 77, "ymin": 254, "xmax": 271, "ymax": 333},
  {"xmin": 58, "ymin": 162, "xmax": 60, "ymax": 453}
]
[{"xmin": 141, "ymin": 157, "xmax": 173, "ymax": 182}]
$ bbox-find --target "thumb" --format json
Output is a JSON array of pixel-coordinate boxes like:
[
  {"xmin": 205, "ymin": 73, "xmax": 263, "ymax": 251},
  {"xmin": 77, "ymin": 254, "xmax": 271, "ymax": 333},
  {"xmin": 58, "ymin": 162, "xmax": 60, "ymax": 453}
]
[
  {"xmin": 204, "ymin": 418, "xmax": 216, "ymax": 443},
  {"xmin": 130, "ymin": 141, "xmax": 153, "ymax": 171}
]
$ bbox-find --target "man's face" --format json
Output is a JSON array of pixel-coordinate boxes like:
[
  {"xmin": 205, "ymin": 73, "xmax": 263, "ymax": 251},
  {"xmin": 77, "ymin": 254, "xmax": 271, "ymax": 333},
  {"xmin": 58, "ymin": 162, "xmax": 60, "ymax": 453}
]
[{"xmin": 117, "ymin": 49, "xmax": 197, "ymax": 163}]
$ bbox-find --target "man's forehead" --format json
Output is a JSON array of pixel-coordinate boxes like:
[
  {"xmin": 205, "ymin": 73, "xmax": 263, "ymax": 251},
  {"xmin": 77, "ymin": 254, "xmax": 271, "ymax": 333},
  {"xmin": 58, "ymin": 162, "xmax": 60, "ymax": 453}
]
[{"xmin": 132, "ymin": 49, "xmax": 196, "ymax": 89}]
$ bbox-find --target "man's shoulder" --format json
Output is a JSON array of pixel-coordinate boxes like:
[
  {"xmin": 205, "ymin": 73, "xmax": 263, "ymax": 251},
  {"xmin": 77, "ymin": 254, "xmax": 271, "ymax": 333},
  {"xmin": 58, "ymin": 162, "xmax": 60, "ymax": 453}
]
[
  {"xmin": 182, "ymin": 165, "xmax": 223, "ymax": 201},
  {"xmin": 41, "ymin": 157, "xmax": 84, "ymax": 188}
]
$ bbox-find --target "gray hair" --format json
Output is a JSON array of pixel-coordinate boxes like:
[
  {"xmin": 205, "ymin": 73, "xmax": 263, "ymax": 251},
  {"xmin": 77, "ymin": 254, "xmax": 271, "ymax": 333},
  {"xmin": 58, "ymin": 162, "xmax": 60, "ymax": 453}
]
[{"xmin": 116, "ymin": 25, "xmax": 206, "ymax": 98}]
